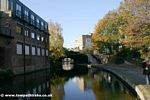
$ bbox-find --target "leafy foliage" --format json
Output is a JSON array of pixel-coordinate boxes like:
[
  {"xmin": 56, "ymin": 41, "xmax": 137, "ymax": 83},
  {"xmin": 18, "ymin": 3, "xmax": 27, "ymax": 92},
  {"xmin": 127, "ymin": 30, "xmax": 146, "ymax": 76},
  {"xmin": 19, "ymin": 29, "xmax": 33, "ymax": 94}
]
[
  {"xmin": 48, "ymin": 21, "xmax": 64, "ymax": 63},
  {"xmin": 92, "ymin": 0, "xmax": 150, "ymax": 62}
]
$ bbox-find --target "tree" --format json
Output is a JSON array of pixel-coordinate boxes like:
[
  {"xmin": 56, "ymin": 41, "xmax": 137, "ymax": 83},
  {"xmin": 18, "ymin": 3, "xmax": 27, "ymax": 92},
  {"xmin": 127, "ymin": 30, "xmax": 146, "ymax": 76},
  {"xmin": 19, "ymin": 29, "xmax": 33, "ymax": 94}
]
[
  {"xmin": 48, "ymin": 21, "xmax": 64, "ymax": 63},
  {"xmin": 122, "ymin": 0, "xmax": 150, "ymax": 20},
  {"xmin": 92, "ymin": 11, "xmax": 128, "ymax": 54},
  {"xmin": 119, "ymin": 0, "xmax": 150, "ymax": 60},
  {"xmin": 92, "ymin": 18, "xmax": 108, "ymax": 53}
]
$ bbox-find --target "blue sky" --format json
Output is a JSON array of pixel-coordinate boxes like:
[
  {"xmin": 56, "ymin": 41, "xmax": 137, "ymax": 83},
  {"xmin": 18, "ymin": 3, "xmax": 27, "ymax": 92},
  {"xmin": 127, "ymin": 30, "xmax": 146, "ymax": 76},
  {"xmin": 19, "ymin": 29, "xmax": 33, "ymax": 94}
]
[{"xmin": 20, "ymin": 0, "xmax": 122, "ymax": 48}]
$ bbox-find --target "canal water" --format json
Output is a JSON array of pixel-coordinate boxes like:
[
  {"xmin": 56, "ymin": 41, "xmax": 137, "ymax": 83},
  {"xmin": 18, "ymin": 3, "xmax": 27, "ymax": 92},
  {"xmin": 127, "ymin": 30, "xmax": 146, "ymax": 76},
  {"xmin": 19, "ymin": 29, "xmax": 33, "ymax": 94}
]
[{"xmin": 0, "ymin": 67, "xmax": 138, "ymax": 100}]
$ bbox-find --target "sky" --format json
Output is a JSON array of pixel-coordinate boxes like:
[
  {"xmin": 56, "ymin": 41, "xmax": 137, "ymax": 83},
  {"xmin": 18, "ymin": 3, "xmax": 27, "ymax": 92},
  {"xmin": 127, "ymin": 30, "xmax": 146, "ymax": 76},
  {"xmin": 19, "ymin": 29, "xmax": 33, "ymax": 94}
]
[{"xmin": 20, "ymin": 0, "xmax": 123, "ymax": 48}]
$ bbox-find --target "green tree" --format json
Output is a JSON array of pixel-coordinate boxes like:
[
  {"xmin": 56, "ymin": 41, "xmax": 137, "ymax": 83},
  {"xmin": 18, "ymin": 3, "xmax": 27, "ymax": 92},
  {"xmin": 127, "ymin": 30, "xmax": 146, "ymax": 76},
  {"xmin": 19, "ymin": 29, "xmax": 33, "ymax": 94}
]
[
  {"xmin": 120, "ymin": 0, "xmax": 150, "ymax": 61},
  {"xmin": 121, "ymin": 0, "xmax": 150, "ymax": 20},
  {"xmin": 92, "ymin": 11, "xmax": 128, "ymax": 54},
  {"xmin": 48, "ymin": 21, "xmax": 64, "ymax": 63},
  {"xmin": 93, "ymin": 0, "xmax": 150, "ymax": 62}
]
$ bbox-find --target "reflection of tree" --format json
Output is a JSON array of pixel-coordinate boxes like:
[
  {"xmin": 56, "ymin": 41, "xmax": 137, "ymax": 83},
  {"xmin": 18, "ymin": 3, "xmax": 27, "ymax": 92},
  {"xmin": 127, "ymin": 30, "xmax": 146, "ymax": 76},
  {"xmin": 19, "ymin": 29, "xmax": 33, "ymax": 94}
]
[
  {"xmin": 51, "ymin": 84, "xmax": 65, "ymax": 100},
  {"xmin": 50, "ymin": 71, "xmax": 135, "ymax": 100},
  {"xmin": 51, "ymin": 77, "xmax": 65, "ymax": 100},
  {"xmin": 91, "ymin": 72, "xmax": 134, "ymax": 100},
  {"xmin": 91, "ymin": 79, "xmax": 107, "ymax": 100}
]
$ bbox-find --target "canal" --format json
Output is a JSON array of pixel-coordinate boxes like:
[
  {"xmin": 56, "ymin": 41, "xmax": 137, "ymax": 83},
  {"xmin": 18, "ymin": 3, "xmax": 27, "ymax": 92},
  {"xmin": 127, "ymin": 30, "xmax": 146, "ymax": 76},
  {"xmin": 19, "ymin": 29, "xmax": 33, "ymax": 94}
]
[{"xmin": 0, "ymin": 66, "xmax": 138, "ymax": 100}]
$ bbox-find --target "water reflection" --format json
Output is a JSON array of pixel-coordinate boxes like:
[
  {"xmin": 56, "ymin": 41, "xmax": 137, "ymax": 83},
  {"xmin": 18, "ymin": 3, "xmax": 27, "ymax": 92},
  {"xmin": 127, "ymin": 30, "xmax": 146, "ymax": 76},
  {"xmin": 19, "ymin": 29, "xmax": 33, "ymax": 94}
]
[
  {"xmin": 0, "ymin": 70, "xmax": 51, "ymax": 100},
  {"xmin": 62, "ymin": 58, "xmax": 74, "ymax": 71},
  {"xmin": 51, "ymin": 70, "xmax": 137, "ymax": 100},
  {"xmin": 0, "ymin": 68, "xmax": 138, "ymax": 100}
]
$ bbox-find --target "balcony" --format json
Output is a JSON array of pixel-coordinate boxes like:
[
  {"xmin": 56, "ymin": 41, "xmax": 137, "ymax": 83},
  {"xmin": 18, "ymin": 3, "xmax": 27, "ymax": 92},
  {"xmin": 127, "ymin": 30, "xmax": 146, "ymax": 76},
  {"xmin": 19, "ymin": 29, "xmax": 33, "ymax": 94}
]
[{"xmin": 0, "ymin": 27, "xmax": 13, "ymax": 38}]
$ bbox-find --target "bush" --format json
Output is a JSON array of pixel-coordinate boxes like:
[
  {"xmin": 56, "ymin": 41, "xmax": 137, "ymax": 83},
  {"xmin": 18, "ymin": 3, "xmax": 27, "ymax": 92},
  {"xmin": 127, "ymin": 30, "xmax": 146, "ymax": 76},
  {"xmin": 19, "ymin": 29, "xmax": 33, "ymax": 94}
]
[
  {"xmin": 114, "ymin": 48, "xmax": 140, "ymax": 64},
  {"xmin": 114, "ymin": 52, "xmax": 125, "ymax": 64}
]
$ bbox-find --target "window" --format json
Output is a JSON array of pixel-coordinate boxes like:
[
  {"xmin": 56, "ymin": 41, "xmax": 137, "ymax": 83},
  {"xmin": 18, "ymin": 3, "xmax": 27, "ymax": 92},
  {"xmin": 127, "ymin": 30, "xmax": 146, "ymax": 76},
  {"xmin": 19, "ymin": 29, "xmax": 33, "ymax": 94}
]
[
  {"xmin": 31, "ymin": 15, "xmax": 35, "ymax": 25},
  {"xmin": 86, "ymin": 38, "xmax": 91, "ymax": 42},
  {"xmin": 24, "ymin": 29, "xmax": 29, "ymax": 37},
  {"xmin": 37, "ymin": 47, "xmax": 41, "ymax": 56},
  {"xmin": 45, "ymin": 38, "xmax": 48, "ymax": 44},
  {"xmin": 24, "ymin": 9, "xmax": 29, "ymax": 21},
  {"xmin": 32, "ymin": 46, "xmax": 36, "ymax": 55},
  {"xmin": 45, "ymin": 23, "xmax": 47, "ymax": 30},
  {"xmin": 41, "ymin": 22, "xmax": 44, "ymax": 30},
  {"xmin": 42, "ymin": 49, "xmax": 45, "ymax": 56},
  {"xmin": 9, "ymin": 0, "xmax": 13, "ymax": 10},
  {"xmin": 46, "ymin": 49, "xmax": 48, "ymax": 56},
  {"xmin": 16, "ymin": 3, "xmax": 21, "ymax": 18},
  {"xmin": 41, "ymin": 36, "xmax": 44, "ymax": 42},
  {"xmin": 31, "ymin": 32, "xmax": 35, "ymax": 39},
  {"xmin": 25, "ymin": 45, "xmax": 30, "ymax": 55},
  {"xmin": 16, "ymin": 43, "xmax": 23, "ymax": 54},
  {"xmin": 36, "ymin": 19, "xmax": 40, "ymax": 28},
  {"xmin": 16, "ymin": 25, "xmax": 22, "ymax": 34},
  {"xmin": 37, "ymin": 34, "xmax": 40, "ymax": 41}
]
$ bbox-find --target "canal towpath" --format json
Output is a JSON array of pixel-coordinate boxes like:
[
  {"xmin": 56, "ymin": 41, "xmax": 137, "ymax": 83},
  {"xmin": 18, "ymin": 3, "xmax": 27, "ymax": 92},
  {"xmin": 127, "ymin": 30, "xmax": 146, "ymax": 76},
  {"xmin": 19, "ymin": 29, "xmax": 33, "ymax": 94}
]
[{"xmin": 87, "ymin": 54, "xmax": 150, "ymax": 100}]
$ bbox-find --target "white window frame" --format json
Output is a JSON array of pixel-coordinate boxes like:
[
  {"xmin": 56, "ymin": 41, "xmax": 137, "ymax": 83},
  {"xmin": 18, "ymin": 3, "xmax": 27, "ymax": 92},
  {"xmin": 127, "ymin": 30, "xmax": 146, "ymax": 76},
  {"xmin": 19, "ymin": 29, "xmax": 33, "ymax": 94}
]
[
  {"xmin": 32, "ymin": 46, "xmax": 36, "ymax": 56},
  {"xmin": 37, "ymin": 47, "xmax": 41, "ymax": 56},
  {"xmin": 41, "ymin": 22, "xmax": 44, "ymax": 30},
  {"xmin": 46, "ymin": 49, "xmax": 48, "ymax": 56},
  {"xmin": 16, "ymin": 43, "xmax": 23, "ymax": 55},
  {"xmin": 41, "ymin": 36, "xmax": 44, "ymax": 42},
  {"xmin": 36, "ymin": 19, "xmax": 40, "ymax": 27},
  {"xmin": 37, "ymin": 34, "xmax": 40, "ymax": 41},
  {"xmin": 24, "ymin": 9, "xmax": 29, "ymax": 21},
  {"xmin": 31, "ymin": 14, "xmax": 35, "ymax": 25},
  {"xmin": 31, "ymin": 32, "xmax": 35, "ymax": 39},
  {"xmin": 45, "ymin": 23, "xmax": 47, "ymax": 30},
  {"xmin": 25, "ymin": 45, "xmax": 30, "ymax": 55},
  {"xmin": 24, "ymin": 29, "xmax": 29, "ymax": 37},
  {"xmin": 16, "ymin": 3, "xmax": 21, "ymax": 18},
  {"xmin": 42, "ymin": 48, "xmax": 45, "ymax": 56}
]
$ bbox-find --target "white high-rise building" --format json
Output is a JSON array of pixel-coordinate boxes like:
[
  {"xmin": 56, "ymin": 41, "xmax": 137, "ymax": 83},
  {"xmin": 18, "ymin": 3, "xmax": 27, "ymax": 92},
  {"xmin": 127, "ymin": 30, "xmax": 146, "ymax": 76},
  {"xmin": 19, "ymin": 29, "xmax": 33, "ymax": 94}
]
[{"xmin": 73, "ymin": 35, "xmax": 92, "ymax": 51}]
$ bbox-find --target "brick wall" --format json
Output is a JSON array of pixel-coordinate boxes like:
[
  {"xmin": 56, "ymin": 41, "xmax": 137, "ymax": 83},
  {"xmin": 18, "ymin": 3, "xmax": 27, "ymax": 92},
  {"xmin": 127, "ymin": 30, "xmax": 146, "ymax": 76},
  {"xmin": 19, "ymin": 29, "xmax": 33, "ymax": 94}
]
[{"xmin": 0, "ymin": 11, "xmax": 50, "ymax": 75}]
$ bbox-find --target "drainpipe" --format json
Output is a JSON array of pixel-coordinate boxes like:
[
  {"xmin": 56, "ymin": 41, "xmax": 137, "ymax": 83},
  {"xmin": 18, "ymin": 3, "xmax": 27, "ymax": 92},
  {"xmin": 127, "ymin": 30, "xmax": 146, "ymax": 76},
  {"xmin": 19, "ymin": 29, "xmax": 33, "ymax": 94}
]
[
  {"xmin": 23, "ymin": 27, "xmax": 26, "ymax": 94},
  {"xmin": 23, "ymin": 28, "xmax": 26, "ymax": 75}
]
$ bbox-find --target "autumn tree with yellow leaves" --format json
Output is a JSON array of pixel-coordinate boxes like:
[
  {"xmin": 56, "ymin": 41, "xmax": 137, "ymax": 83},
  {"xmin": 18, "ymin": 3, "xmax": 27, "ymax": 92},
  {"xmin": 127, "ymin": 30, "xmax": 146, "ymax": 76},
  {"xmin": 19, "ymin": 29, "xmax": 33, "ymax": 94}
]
[
  {"xmin": 92, "ymin": 0, "xmax": 150, "ymax": 62},
  {"xmin": 48, "ymin": 21, "xmax": 64, "ymax": 63}
]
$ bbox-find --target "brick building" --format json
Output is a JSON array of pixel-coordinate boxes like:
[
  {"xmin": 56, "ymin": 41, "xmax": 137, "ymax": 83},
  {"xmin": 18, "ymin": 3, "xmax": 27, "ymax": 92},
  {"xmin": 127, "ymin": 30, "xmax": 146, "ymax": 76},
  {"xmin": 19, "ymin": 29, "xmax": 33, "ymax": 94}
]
[{"xmin": 0, "ymin": 0, "xmax": 50, "ymax": 75}]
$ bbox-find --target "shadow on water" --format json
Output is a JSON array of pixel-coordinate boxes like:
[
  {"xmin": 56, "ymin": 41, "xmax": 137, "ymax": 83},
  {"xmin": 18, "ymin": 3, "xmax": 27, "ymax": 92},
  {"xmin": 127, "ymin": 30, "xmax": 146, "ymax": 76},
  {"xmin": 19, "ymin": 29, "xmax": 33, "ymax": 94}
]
[
  {"xmin": 0, "ymin": 69, "xmax": 51, "ymax": 100},
  {"xmin": 50, "ymin": 64, "xmax": 139, "ymax": 100},
  {"xmin": 0, "ymin": 64, "xmax": 139, "ymax": 100},
  {"xmin": 89, "ymin": 71, "xmax": 139, "ymax": 100}
]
